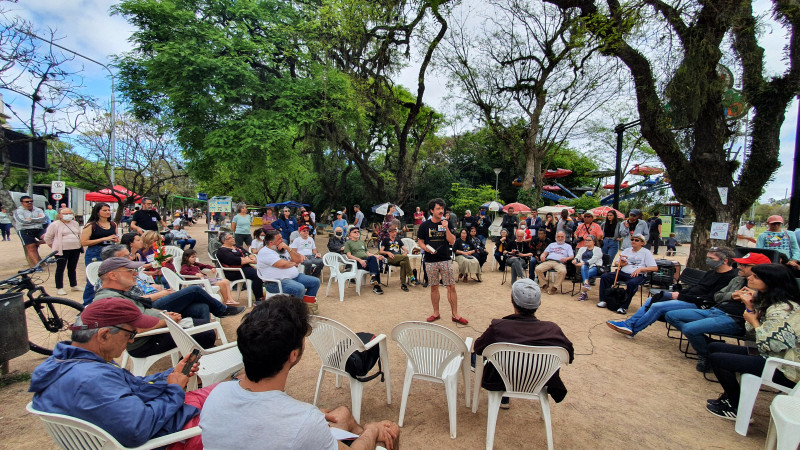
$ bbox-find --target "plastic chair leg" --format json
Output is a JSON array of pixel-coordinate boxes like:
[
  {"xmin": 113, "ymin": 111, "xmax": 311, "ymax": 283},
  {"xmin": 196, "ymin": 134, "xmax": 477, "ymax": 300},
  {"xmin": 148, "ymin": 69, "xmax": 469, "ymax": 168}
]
[
  {"xmin": 444, "ymin": 373, "xmax": 459, "ymax": 439},
  {"xmin": 325, "ymin": 277, "xmax": 333, "ymax": 298},
  {"xmin": 735, "ymin": 373, "xmax": 762, "ymax": 435},
  {"xmin": 349, "ymin": 378, "xmax": 364, "ymax": 424},
  {"xmin": 462, "ymin": 355, "xmax": 471, "ymax": 408},
  {"xmin": 338, "ymin": 279, "xmax": 346, "ymax": 302},
  {"xmin": 398, "ymin": 364, "xmax": 414, "ymax": 427},
  {"xmin": 539, "ymin": 390, "xmax": 554, "ymax": 450},
  {"xmin": 380, "ymin": 340, "xmax": 392, "ymax": 405},
  {"xmin": 313, "ymin": 368, "xmax": 325, "ymax": 406},
  {"xmin": 485, "ymin": 391, "xmax": 503, "ymax": 450}
]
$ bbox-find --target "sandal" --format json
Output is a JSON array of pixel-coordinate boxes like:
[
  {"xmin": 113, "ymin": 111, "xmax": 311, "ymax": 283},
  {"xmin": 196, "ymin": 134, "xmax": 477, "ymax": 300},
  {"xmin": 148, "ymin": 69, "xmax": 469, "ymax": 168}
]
[
  {"xmin": 225, "ymin": 301, "xmax": 242, "ymax": 306},
  {"xmin": 426, "ymin": 314, "xmax": 441, "ymax": 322},
  {"xmin": 452, "ymin": 316, "xmax": 469, "ymax": 325}
]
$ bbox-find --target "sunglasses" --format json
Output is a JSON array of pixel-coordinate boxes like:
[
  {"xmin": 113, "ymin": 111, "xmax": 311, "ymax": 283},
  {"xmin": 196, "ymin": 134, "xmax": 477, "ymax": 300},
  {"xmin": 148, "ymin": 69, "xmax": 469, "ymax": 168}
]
[
  {"xmin": 110, "ymin": 325, "xmax": 137, "ymax": 340},
  {"xmin": 631, "ymin": 238, "xmax": 644, "ymax": 242},
  {"xmin": 22, "ymin": 200, "xmax": 32, "ymax": 203}
]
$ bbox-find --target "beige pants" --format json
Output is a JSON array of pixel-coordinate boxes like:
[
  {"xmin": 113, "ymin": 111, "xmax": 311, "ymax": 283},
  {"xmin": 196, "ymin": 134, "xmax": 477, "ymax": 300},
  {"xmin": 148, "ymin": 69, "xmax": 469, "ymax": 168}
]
[
  {"xmin": 386, "ymin": 254, "xmax": 412, "ymax": 284},
  {"xmin": 534, "ymin": 260, "xmax": 567, "ymax": 288},
  {"xmin": 455, "ymin": 255, "xmax": 481, "ymax": 276}
]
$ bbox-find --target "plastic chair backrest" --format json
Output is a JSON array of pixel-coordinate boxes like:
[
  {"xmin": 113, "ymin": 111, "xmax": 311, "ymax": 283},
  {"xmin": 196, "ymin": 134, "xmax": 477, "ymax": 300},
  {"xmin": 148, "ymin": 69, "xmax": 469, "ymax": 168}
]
[
  {"xmin": 734, "ymin": 246, "xmax": 783, "ymax": 264},
  {"xmin": 85, "ymin": 262, "xmax": 102, "ymax": 286},
  {"xmin": 160, "ymin": 267, "xmax": 183, "ymax": 291},
  {"xmin": 289, "ymin": 231, "xmax": 300, "ymax": 243},
  {"xmin": 480, "ymin": 343, "xmax": 569, "ymax": 396},
  {"xmin": 160, "ymin": 312, "xmax": 201, "ymax": 356},
  {"xmin": 391, "ymin": 321, "xmax": 467, "ymax": 378},
  {"xmin": 323, "ymin": 252, "xmax": 343, "ymax": 276},
  {"xmin": 401, "ymin": 238, "xmax": 418, "ymax": 253},
  {"xmin": 308, "ymin": 316, "xmax": 367, "ymax": 373},
  {"xmin": 678, "ymin": 267, "xmax": 706, "ymax": 287},
  {"xmin": 163, "ymin": 245, "xmax": 184, "ymax": 262},
  {"xmin": 27, "ymin": 402, "xmax": 121, "ymax": 449}
]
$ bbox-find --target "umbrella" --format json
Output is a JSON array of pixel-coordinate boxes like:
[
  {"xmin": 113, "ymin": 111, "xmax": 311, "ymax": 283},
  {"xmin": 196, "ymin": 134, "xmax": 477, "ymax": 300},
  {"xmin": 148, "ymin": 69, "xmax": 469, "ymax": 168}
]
[
  {"xmin": 371, "ymin": 202, "xmax": 404, "ymax": 216},
  {"xmin": 502, "ymin": 202, "xmax": 531, "ymax": 213},
  {"xmin": 537, "ymin": 205, "xmax": 575, "ymax": 214},
  {"xmin": 85, "ymin": 185, "xmax": 142, "ymax": 203},
  {"xmin": 481, "ymin": 201, "xmax": 504, "ymax": 212},
  {"xmin": 588, "ymin": 206, "xmax": 625, "ymax": 219}
]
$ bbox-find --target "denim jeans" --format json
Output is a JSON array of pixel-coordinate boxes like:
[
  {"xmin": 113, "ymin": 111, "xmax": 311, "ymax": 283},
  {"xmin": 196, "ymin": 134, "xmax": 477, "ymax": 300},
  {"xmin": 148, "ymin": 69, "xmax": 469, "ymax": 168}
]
[
  {"xmin": 623, "ymin": 298, "xmax": 696, "ymax": 334},
  {"xmin": 174, "ymin": 239, "xmax": 197, "ymax": 249},
  {"xmin": 265, "ymin": 273, "xmax": 321, "ymax": 299},
  {"xmin": 152, "ymin": 285, "xmax": 227, "ymax": 321},
  {"xmin": 602, "ymin": 238, "xmax": 618, "ymax": 258},
  {"xmin": 580, "ymin": 265, "xmax": 598, "ymax": 282},
  {"xmin": 82, "ymin": 245, "xmax": 104, "ymax": 305},
  {"xmin": 665, "ymin": 308, "xmax": 745, "ymax": 358}
]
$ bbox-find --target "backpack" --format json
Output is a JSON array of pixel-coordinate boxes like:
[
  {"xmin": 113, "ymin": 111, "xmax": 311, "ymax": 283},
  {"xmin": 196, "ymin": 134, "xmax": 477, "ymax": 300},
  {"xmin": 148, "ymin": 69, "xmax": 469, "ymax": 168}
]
[{"xmin": 345, "ymin": 332, "xmax": 385, "ymax": 382}]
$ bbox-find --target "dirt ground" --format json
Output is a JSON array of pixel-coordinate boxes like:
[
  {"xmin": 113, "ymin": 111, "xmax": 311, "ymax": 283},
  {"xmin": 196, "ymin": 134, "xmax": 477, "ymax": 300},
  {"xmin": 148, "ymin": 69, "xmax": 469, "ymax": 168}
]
[{"xmin": 0, "ymin": 218, "xmax": 778, "ymax": 449}]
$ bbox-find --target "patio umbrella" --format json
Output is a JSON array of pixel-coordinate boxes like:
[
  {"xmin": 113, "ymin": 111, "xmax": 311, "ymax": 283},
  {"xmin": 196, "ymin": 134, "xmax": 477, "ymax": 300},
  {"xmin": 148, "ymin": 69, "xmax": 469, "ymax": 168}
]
[
  {"xmin": 502, "ymin": 202, "xmax": 531, "ymax": 213},
  {"xmin": 371, "ymin": 202, "xmax": 404, "ymax": 216},
  {"xmin": 481, "ymin": 201, "xmax": 504, "ymax": 212},
  {"xmin": 85, "ymin": 185, "xmax": 142, "ymax": 203},
  {"xmin": 588, "ymin": 206, "xmax": 625, "ymax": 219},
  {"xmin": 537, "ymin": 205, "xmax": 575, "ymax": 214}
]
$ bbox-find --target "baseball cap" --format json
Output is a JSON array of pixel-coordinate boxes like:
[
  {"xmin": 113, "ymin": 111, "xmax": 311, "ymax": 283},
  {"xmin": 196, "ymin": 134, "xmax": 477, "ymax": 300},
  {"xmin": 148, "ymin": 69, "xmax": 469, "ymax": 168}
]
[
  {"xmin": 336, "ymin": 211, "xmax": 343, "ymax": 215},
  {"xmin": 511, "ymin": 279, "xmax": 542, "ymax": 310},
  {"xmin": 98, "ymin": 257, "xmax": 145, "ymax": 276},
  {"xmin": 767, "ymin": 215, "xmax": 784, "ymax": 224},
  {"xmin": 732, "ymin": 252, "xmax": 771, "ymax": 265},
  {"xmin": 303, "ymin": 212, "xmax": 310, "ymax": 216},
  {"xmin": 70, "ymin": 297, "xmax": 159, "ymax": 330},
  {"xmin": 299, "ymin": 225, "xmax": 310, "ymax": 231},
  {"xmin": 746, "ymin": 220, "xmax": 755, "ymax": 225},
  {"xmin": 629, "ymin": 209, "xmax": 642, "ymax": 217}
]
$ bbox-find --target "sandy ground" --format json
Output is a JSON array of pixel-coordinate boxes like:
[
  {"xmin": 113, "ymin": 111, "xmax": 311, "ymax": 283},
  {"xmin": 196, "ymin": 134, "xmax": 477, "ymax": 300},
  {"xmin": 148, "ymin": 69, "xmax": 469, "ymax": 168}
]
[{"xmin": 0, "ymin": 219, "xmax": 778, "ymax": 449}]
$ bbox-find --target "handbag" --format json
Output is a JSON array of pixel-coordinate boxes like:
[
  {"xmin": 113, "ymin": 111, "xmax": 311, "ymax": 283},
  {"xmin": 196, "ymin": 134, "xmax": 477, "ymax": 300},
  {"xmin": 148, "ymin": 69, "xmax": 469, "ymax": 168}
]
[{"xmin": 604, "ymin": 263, "xmax": 628, "ymax": 311}]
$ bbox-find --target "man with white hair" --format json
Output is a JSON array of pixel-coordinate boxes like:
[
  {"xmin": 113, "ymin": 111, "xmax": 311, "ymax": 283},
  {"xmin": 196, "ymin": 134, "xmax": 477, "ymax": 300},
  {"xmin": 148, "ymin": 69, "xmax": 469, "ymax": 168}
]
[
  {"xmin": 596, "ymin": 233, "xmax": 657, "ymax": 314},
  {"xmin": 533, "ymin": 231, "xmax": 574, "ymax": 295}
]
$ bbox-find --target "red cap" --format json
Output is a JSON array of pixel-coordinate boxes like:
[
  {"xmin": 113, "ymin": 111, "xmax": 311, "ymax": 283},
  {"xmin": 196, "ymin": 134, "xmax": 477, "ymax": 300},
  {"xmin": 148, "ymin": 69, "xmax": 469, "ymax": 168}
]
[
  {"xmin": 303, "ymin": 212, "xmax": 310, "ymax": 216},
  {"xmin": 767, "ymin": 215, "xmax": 784, "ymax": 224},
  {"xmin": 732, "ymin": 252, "xmax": 771, "ymax": 265},
  {"xmin": 299, "ymin": 225, "xmax": 310, "ymax": 231},
  {"xmin": 70, "ymin": 297, "xmax": 159, "ymax": 330}
]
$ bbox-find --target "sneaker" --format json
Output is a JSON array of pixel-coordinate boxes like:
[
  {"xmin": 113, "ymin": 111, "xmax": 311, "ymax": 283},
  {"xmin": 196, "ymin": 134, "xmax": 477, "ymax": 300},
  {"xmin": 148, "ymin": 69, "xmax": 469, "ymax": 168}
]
[
  {"xmin": 606, "ymin": 320, "xmax": 633, "ymax": 335},
  {"xmin": 596, "ymin": 301, "xmax": 607, "ymax": 308},
  {"xmin": 71, "ymin": 286, "xmax": 81, "ymax": 292},
  {"xmin": 696, "ymin": 357, "xmax": 710, "ymax": 373},
  {"xmin": 401, "ymin": 284, "xmax": 409, "ymax": 292},
  {"xmin": 706, "ymin": 400, "xmax": 737, "ymax": 420},
  {"xmin": 582, "ymin": 281, "xmax": 590, "ymax": 289},
  {"xmin": 57, "ymin": 289, "xmax": 67, "ymax": 295},
  {"xmin": 370, "ymin": 276, "xmax": 378, "ymax": 286},
  {"xmin": 616, "ymin": 307, "xmax": 627, "ymax": 315},
  {"xmin": 220, "ymin": 306, "xmax": 246, "ymax": 317},
  {"xmin": 422, "ymin": 281, "xmax": 428, "ymax": 288},
  {"xmin": 578, "ymin": 291, "xmax": 588, "ymax": 301},
  {"xmin": 500, "ymin": 397, "xmax": 510, "ymax": 409},
  {"xmin": 373, "ymin": 285, "xmax": 384, "ymax": 295},
  {"xmin": 707, "ymin": 394, "xmax": 728, "ymax": 407}
]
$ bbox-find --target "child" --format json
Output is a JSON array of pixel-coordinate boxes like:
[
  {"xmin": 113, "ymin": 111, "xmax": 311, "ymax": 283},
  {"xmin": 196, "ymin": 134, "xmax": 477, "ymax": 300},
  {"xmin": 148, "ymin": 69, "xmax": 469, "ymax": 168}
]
[
  {"xmin": 666, "ymin": 233, "xmax": 678, "ymax": 256},
  {"xmin": 180, "ymin": 249, "xmax": 240, "ymax": 305}
]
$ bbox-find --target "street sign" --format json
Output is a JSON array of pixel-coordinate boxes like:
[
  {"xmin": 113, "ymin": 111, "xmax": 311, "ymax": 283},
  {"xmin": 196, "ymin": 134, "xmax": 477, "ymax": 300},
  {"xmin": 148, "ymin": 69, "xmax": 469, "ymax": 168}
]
[
  {"xmin": 197, "ymin": 193, "xmax": 208, "ymax": 201},
  {"xmin": 51, "ymin": 181, "xmax": 66, "ymax": 194},
  {"xmin": 51, "ymin": 193, "xmax": 63, "ymax": 201}
]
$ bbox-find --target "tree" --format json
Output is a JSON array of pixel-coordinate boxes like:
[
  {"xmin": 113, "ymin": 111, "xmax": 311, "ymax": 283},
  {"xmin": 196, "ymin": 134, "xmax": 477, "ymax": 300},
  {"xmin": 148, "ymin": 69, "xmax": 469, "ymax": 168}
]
[{"xmin": 544, "ymin": 0, "xmax": 800, "ymax": 267}]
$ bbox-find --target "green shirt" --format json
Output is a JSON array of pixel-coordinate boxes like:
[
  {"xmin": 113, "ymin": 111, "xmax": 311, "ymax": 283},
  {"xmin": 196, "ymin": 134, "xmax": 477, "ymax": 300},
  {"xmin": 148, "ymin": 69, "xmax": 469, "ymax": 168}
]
[
  {"xmin": 344, "ymin": 239, "xmax": 369, "ymax": 259},
  {"xmin": 94, "ymin": 288, "xmax": 160, "ymax": 352},
  {"xmin": 232, "ymin": 214, "xmax": 252, "ymax": 235}
]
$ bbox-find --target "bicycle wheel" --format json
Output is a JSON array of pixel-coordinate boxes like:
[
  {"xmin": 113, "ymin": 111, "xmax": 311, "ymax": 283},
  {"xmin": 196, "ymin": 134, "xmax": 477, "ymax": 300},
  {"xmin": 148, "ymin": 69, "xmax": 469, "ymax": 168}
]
[{"xmin": 25, "ymin": 296, "xmax": 84, "ymax": 356}]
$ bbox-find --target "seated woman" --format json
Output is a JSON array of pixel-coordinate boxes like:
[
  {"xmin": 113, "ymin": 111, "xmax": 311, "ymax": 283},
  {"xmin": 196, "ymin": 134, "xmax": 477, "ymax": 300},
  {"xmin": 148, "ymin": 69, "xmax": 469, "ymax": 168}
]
[
  {"xmin": 573, "ymin": 235, "xmax": 603, "ymax": 301},
  {"xmin": 250, "ymin": 228, "xmax": 266, "ymax": 255},
  {"xmin": 138, "ymin": 230, "xmax": 172, "ymax": 284},
  {"xmin": 468, "ymin": 226, "xmax": 488, "ymax": 269},
  {"xmin": 705, "ymin": 264, "xmax": 800, "ymax": 420},
  {"xmin": 454, "ymin": 229, "xmax": 482, "ymax": 282},
  {"xmin": 493, "ymin": 228, "xmax": 509, "ymax": 272},
  {"xmin": 215, "ymin": 232, "xmax": 265, "ymax": 303},
  {"xmin": 180, "ymin": 248, "xmax": 239, "ymax": 305}
]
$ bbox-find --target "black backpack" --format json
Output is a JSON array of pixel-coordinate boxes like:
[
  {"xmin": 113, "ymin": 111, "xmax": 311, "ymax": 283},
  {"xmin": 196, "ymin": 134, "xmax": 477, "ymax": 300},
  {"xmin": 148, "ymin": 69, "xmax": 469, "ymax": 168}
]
[{"xmin": 345, "ymin": 332, "xmax": 385, "ymax": 382}]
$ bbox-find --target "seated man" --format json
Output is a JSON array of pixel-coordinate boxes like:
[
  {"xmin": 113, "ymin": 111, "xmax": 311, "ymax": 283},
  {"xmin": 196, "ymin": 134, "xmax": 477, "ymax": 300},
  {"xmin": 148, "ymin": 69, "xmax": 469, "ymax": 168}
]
[
  {"xmin": 344, "ymin": 226, "xmax": 386, "ymax": 295},
  {"xmin": 505, "ymin": 229, "xmax": 534, "ymax": 285},
  {"xmin": 473, "ymin": 279, "xmax": 574, "ymax": 409},
  {"xmin": 664, "ymin": 252, "xmax": 771, "ymax": 372},
  {"xmin": 168, "ymin": 223, "xmax": 196, "ymax": 250},
  {"xmin": 327, "ymin": 226, "xmax": 348, "ymax": 255},
  {"xmin": 596, "ymin": 233, "xmax": 657, "ymax": 314},
  {"xmin": 533, "ymin": 231, "xmax": 574, "ymax": 295},
  {"xmin": 200, "ymin": 295, "xmax": 401, "ymax": 449},
  {"xmin": 290, "ymin": 225, "xmax": 323, "ymax": 277},
  {"xmin": 30, "ymin": 298, "xmax": 210, "ymax": 449},
  {"xmin": 379, "ymin": 227, "xmax": 413, "ymax": 291},
  {"xmin": 257, "ymin": 230, "xmax": 321, "ymax": 305},
  {"xmin": 606, "ymin": 247, "xmax": 737, "ymax": 347}
]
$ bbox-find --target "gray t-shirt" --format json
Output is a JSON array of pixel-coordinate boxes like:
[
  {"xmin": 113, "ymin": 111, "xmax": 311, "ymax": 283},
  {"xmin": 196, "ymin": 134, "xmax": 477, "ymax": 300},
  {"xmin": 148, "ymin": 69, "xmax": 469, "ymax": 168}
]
[
  {"xmin": 200, "ymin": 381, "xmax": 338, "ymax": 450},
  {"xmin": 354, "ymin": 210, "xmax": 364, "ymax": 228}
]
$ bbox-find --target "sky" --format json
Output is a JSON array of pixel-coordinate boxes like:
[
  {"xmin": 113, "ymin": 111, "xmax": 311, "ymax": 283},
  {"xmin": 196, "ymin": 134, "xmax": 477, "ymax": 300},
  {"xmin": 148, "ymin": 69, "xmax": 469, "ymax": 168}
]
[{"xmin": 6, "ymin": 0, "xmax": 798, "ymax": 203}]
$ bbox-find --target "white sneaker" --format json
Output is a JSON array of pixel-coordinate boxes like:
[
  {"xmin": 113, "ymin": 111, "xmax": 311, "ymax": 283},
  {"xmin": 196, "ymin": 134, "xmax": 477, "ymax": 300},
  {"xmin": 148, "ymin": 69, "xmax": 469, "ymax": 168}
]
[
  {"xmin": 72, "ymin": 286, "xmax": 81, "ymax": 291},
  {"xmin": 596, "ymin": 301, "xmax": 607, "ymax": 308},
  {"xmin": 57, "ymin": 289, "xmax": 67, "ymax": 295}
]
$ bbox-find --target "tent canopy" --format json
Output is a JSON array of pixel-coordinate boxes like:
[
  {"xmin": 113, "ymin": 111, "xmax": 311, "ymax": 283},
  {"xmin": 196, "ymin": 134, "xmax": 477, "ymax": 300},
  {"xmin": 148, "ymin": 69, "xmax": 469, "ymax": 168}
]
[
  {"xmin": 85, "ymin": 185, "xmax": 142, "ymax": 203},
  {"xmin": 265, "ymin": 201, "xmax": 310, "ymax": 209}
]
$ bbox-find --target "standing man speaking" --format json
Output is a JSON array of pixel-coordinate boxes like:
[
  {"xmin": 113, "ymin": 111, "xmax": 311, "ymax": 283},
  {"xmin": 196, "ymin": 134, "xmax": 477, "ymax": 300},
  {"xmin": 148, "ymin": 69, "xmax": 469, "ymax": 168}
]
[
  {"xmin": 130, "ymin": 198, "xmax": 166, "ymax": 234},
  {"xmin": 418, "ymin": 198, "xmax": 468, "ymax": 325}
]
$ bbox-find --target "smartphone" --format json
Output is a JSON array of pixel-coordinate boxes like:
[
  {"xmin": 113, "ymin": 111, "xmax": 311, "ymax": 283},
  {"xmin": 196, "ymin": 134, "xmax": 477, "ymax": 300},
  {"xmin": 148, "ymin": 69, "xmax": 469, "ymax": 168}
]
[{"xmin": 181, "ymin": 348, "xmax": 201, "ymax": 376}]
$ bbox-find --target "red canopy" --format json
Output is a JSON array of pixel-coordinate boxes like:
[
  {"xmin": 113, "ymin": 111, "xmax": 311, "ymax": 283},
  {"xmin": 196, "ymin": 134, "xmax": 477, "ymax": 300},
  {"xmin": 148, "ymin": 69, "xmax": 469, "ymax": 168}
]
[{"xmin": 85, "ymin": 185, "xmax": 142, "ymax": 203}]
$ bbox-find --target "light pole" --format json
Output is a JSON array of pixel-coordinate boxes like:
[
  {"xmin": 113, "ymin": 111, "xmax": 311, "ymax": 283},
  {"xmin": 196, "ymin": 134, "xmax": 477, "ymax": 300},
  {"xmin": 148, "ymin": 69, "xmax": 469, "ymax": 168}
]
[
  {"xmin": 493, "ymin": 168, "xmax": 502, "ymax": 201},
  {"xmin": 20, "ymin": 30, "xmax": 116, "ymax": 186}
]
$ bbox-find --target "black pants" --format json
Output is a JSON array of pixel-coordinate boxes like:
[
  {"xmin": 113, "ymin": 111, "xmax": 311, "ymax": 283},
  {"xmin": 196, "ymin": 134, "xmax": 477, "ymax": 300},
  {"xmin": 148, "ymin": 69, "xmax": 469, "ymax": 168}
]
[
  {"xmin": 127, "ymin": 319, "xmax": 217, "ymax": 358},
  {"xmin": 708, "ymin": 342, "xmax": 795, "ymax": 407},
  {"xmin": 224, "ymin": 265, "xmax": 264, "ymax": 300},
  {"xmin": 648, "ymin": 234, "xmax": 660, "ymax": 254},
  {"xmin": 54, "ymin": 248, "xmax": 82, "ymax": 289}
]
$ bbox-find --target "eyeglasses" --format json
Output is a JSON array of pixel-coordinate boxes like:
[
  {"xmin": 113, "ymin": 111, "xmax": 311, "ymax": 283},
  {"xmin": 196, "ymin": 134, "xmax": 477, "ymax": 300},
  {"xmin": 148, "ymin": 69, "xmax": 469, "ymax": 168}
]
[
  {"xmin": 110, "ymin": 325, "xmax": 137, "ymax": 340},
  {"xmin": 21, "ymin": 200, "xmax": 32, "ymax": 203}
]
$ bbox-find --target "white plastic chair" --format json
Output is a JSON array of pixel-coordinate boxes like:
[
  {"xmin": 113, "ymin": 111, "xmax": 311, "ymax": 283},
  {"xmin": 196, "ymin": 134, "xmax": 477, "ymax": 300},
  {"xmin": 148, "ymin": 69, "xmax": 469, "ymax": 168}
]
[
  {"xmin": 391, "ymin": 321, "xmax": 473, "ymax": 439},
  {"xmin": 26, "ymin": 402, "xmax": 201, "ymax": 450},
  {"xmin": 736, "ymin": 357, "xmax": 800, "ymax": 436},
  {"xmin": 85, "ymin": 261, "xmax": 102, "ymax": 286},
  {"xmin": 161, "ymin": 267, "xmax": 221, "ymax": 299},
  {"xmin": 210, "ymin": 250, "xmax": 254, "ymax": 306},
  {"xmin": 308, "ymin": 316, "xmax": 392, "ymax": 423},
  {"xmin": 160, "ymin": 312, "xmax": 243, "ymax": 390},
  {"xmin": 254, "ymin": 265, "xmax": 286, "ymax": 307},
  {"xmin": 472, "ymin": 344, "xmax": 569, "ymax": 450},
  {"xmin": 766, "ymin": 394, "xmax": 800, "ymax": 450},
  {"xmin": 402, "ymin": 238, "xmax": 422, "ymax": 271},
  {"xmin": 323, "ymin": 253, "xmax": 362, "ymax": 301},
  {"xmin": 161, "ymin": 245, "xmax": 183, "ymax": 264}
]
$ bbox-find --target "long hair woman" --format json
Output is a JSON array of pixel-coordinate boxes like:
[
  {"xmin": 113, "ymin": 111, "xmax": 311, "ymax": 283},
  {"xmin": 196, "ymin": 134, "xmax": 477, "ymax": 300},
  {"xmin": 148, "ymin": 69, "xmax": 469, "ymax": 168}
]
[{"xmin": 79, "ymin": 203, "xmax": 119, "ymax": 304}]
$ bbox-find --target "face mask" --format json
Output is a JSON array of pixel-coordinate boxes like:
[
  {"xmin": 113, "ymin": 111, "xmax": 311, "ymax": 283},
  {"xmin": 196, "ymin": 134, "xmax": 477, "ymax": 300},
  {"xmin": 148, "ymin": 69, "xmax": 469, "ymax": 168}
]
[
  {"xmin": 61, "ymin": 214, "xmax": 74, "ymax": 221},
  {"xmin": 259, "ymin": 236, "xmax": 265, "ymax": 241},
  {"xmin": 706, "ymin": 258, "xmax": 724, "ymax": 270},
  {"xmin": 335, "ymin": 232, "xmax": 343, "ymax": 237}
]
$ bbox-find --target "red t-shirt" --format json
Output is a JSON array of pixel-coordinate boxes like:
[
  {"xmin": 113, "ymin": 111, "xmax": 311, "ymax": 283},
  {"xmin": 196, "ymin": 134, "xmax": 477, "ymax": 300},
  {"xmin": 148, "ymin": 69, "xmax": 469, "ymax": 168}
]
[{"xmin": 413, "ymin": 212, "xmax": 424, "ymax": 225}]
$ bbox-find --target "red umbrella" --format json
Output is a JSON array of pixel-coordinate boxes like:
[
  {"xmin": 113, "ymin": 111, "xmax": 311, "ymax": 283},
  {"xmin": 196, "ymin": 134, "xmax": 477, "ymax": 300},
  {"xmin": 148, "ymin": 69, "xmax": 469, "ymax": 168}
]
[
  {"xmin": 588, "ymin": 206, "xmax": 624, "ymax": 219},
  {"xmin": 85, "ymin": 185, "xmax": 142, "ymax": 203},
  {"xmin": 502, "ymin": 202, "xmax": 531, "ymax": 213}
]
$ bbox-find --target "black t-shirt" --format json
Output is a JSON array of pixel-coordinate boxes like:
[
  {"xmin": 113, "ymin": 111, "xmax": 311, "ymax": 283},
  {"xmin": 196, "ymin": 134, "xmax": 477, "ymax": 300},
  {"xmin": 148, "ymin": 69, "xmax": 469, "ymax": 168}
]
[
  {"xmin": 131, "ymin": 209, "xmax": 162, "ymax": 231},
  {"xmin": 87, "ymin": 221, "xmax": 117, "ymax": 247},
  {"xmin": 649, "ymin": 217, "xmax": 662, "ymax": 234},
  {"xmin": 418, "ymin": 219, "xmax": 454, "ymax": 262},
  {"xmin": 506, "ymin": 240, "xmax": 533, "ymax": 257},
  {"xmin": 603, "ymin": 221, "xmax": 617, "ymax": 238},
  {"xmin": 381, "ymin": 238, "xmax": 404, "ymax": 255}
]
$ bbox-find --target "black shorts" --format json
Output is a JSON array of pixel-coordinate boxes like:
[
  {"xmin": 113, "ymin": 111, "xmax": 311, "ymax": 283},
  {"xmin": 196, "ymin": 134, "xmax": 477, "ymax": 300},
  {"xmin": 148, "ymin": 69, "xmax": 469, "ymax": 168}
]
[{"xmin": 18, "ymin": 228, "xmax": 44, "ymax": 246}]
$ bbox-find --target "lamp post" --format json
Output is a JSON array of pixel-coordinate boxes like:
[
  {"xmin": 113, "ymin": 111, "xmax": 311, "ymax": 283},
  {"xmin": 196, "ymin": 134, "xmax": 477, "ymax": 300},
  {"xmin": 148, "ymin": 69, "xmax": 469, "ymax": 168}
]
[
  {"xmin": 20, "ymin": 30, "xmax": 116, "ymax": 186},
  {"xmin": 493, "ymin": 168, "xmax": 502, "ymax": 201}
]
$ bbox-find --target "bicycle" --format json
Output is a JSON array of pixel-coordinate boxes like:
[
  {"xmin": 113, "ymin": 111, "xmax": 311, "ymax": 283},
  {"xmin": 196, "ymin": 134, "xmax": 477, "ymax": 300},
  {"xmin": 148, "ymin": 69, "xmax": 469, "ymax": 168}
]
[{"xmin": 0, "ymin": 250, "xmax": 84, "ymax": 356}]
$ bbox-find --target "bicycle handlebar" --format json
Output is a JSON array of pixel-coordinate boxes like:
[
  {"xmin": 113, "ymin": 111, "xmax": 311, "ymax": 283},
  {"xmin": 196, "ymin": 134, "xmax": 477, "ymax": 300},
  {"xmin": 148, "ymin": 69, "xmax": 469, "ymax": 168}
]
[{"xmin": 0, "ymin": 250, "xmax": 59, "ymax": 286}]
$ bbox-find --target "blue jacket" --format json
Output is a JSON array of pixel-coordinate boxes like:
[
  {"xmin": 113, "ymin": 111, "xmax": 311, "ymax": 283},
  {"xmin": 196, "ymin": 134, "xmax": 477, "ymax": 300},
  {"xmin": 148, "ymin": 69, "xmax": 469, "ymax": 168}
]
[
  {"xmin": 29, "ymin": 342, "xmax": 197, "ymax": 448},
  {"xmin": 272, "ymin": 217, "xmax": 298, "ymax": 241}
]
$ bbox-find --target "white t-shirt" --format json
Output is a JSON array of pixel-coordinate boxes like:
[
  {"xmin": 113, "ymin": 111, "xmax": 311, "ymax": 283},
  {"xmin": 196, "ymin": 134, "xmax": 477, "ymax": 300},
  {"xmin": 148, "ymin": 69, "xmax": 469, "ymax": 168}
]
[
  {"xmin": 619, "ymin": 247, "xmax": 657, "ymax": 275},
  {"xmin": 543, "ymin": 242, "xmax": 574, "ymax": 262},
  {"xmin": 250, "ymin": 239, "xmax": 265, "ymax": 255},
  {"xmin": 172, "ymin": 217, "xmax": 182, "ymax": 227},
  {"xmin": 200, "ymin": 381, "xmax": 338, "ymax": 450},
  {"xmin": 257, "ymin": 246, "xmax": 299, "ymax": 280},
  {"xmin": 736, "ymin": 225, "xmax": 756, "ymax": 248},
  {"xmin": 290, "ymin": 236, "xmax": 316, "ymax": 256}
]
